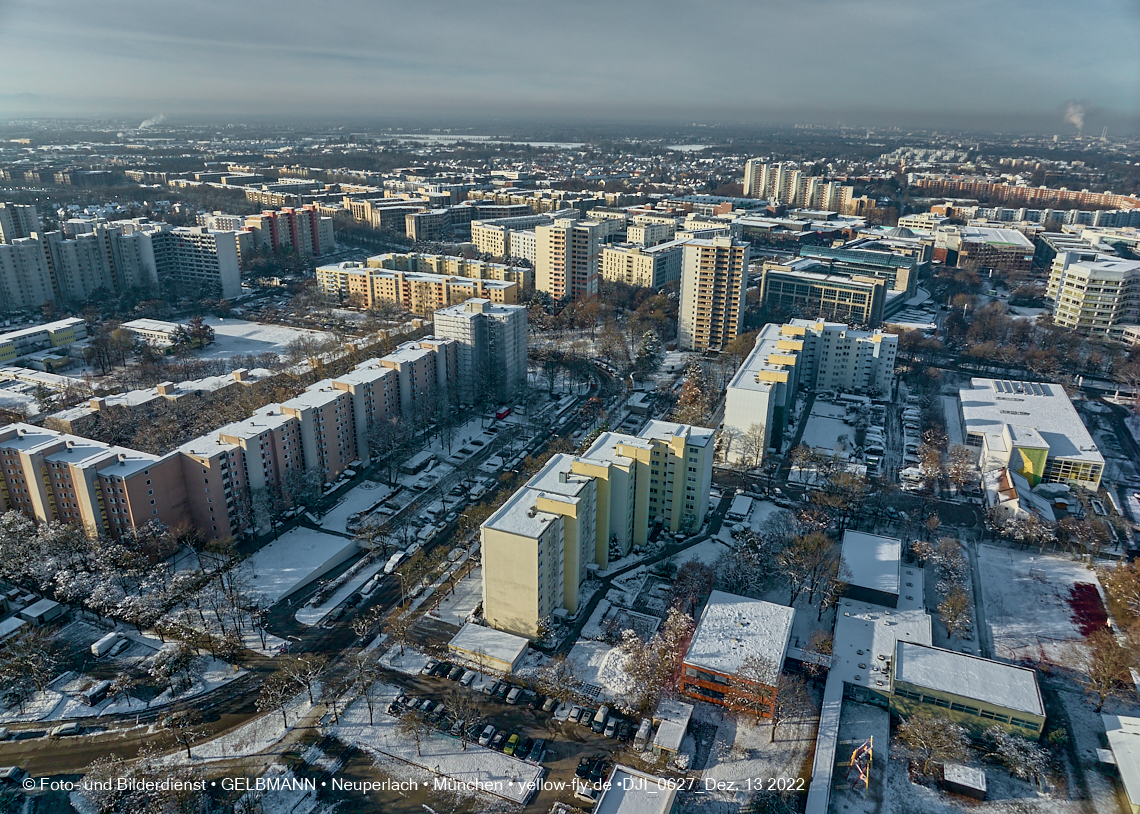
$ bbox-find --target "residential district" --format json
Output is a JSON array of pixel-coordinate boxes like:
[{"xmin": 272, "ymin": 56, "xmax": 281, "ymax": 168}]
[{"xmin": 0, "ymin": 120, "xmax": 1139, "ymax": 814}]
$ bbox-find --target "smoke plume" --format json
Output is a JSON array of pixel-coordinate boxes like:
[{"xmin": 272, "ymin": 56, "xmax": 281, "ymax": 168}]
[
  {"xmin": 1063, "ymin": 102, "xmax": 1084, "ymax": 134},
  {"xmin": 138, "ymin": 114, "xmax": 166, "ymax": 129}
]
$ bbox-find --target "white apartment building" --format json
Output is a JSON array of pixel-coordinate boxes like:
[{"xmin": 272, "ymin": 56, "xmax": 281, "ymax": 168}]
[
  {"xmin": 722, "ymin": 320, "xmax": 897, "ymax": 462},
  {"xmin": 433, "ymin": 298, "xmax": 528, "ymax": 403},
  {"xmin": 1047, "ymin": 251, "xmax": 1140, "ymax": 339},
  {"xmin": 678, "ymin": 236, "xmax": 750, "ymax": 351},
  {"xmin": 0, "ymin": 203, "xmax": 41, "ymax": 243},
  {"xmin": 0, "ymin": 237, "xmax": 54, "ymax": 312},
  {"xmin": 482, "ymin": 421, "xmax": 714, "ymax": 638},
  {"xmin": 600, "ymin": 239, "xmax": 686, "ymax": 289},
  {"xmin": 627, "ymin": 221, "xmax": 676, "ymax": 247},
  {"xmin": 508, "ymin": 229, "xmax": 537, "ymax": 263}
]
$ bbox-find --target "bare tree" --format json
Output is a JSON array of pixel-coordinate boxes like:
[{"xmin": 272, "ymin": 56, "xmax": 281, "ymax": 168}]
[
  {"xmin": 768, "ymin": 672, "xmax": 811, "ymax": 743},
  {"xmin": 161, "ymin": 708, "xmax": 205, "ymax": 759},
  {"xmin": 938, "ymin": 586, "xmax": 973, "ymax": 639},
  {"xmin": 1066, "ymin": 628, "xmax": 1134, "ymax": 712},
  {"xmin": 983, "ymin": 726, "xmax": 1049, "ymax": 783},
  {"xmin": 256, "ymin": 671, "xmax": 295, "ymax": 729},
  {"xmin": 285, "ymin": 654, "xmax": 328, "ymax": 705},
  {"xmin": 722, "ymin": 654, "xmax": 780, "ymax": 725},
  {"xmin": 897, "ymin": 709, "xmax": 970, "ymax": 775},
  {"xmin": 397, "ymin": 709, "xmax": 431, "ymax": 756}
]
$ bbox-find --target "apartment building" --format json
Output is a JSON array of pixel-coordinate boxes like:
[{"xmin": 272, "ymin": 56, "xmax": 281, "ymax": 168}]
[
  {"xmin": 471, "ymin": 212, "xmax": 560, "ymax": 258},
  {"xmin": 0, "ymin": 203, "xmax": 41, "ymax": 243},
  {"xmin": 241, "ymin": 204, "xmax": 335, "ymax": 256},
  {"xmin": 326, "ymin": 361, "xmax": 400, "ymax": 460},
  {"xmin": 315, "ymin": 263, "xmax": 518, "ymax": 314},
  {"xmin": 433, "ymin": 298, "xmax": 527, "ymax": 403},
  {"xmin": 678, "ymin": 236, "xmax": 750, "ymax": 351},
  {"xmin": 377, "ymin": 337, "xmax": 457, "ymax": 416},
  {"xmin": 216, "ymin": 407, "xmax": 304, "ymax": 494},
  {"xmin": 627, "ymin": 221, "xmax": 676, "ymax": 247},
  {"xmin": 600, "ymin": 239, "xmax": 686, "ymax": 290},
  {"xmin": 1046, "ymin": 251, "xmax": 1140, "ymax": 339},
  {"xmin": 535, "ymin": 220, "xmax": 609, "ymax": 299},
  {"xmin": 0, "ymin": 237, "xmax": 55, "ymax": 312},
  {"xmin": 722, "ymin": 320, "xmax": 897, "ymax": 462},
  {"xmin": 280, "ymin": 386, "xmax": 358, "ymax": 482},
  {"xmin": 481, "ymin": 421, "xmax": 714, "ymax": 638},
  {"xmin": 365, "ymin": 252, "xmax": 532, "ymax": 290}
]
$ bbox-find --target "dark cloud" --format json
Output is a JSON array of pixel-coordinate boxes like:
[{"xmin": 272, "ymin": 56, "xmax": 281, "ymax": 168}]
[{"xmin": 1, "ymin": 0, "xmax": 1137, "ymax": 132}]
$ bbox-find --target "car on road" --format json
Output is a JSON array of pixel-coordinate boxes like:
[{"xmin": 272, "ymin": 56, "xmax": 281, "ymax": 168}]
[
  {"xmin": 503, "ymin": 734, "xmax": 521, "ymax": 755},
  {"xmin": 421, "ymin": 659, "xmax": 439, "ymax": 676},
  {"xmin": 460, "ymin": 670, "xmax": 477, "ymax": 686},
  {"xmin": 478, "ymin": 725, "xmax": 496, "ymax": 746},
  {"xmin": 50, "ymin": 723, "xmax": 81, "ymax": 738},
  {"xmin": 447, "ymin": 666, "xmax": 465, "ymax": 681},
  {"xmin": 490, "ymin": 731, "xmax": 506, "ymax": 750},
  {"xmin": 506, "ymin": 687, "xmax": 522, "ymax": 704}
]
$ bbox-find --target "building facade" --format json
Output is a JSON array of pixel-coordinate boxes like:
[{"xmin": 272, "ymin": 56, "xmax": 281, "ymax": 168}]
[
  {"xmin": 433, "ymin": 298, "xmax": 527, "ymax": 403},
  {"xmin": 600, "ymin": 239, "xmax": 685, "ymax": 289},
  {"xmin": 1047, "ymin": 251, "xmax": 1140, "ymax": 339},
  {"xmin": 678, "ymin": 236, "xmax": 750, "ymax": 351}
]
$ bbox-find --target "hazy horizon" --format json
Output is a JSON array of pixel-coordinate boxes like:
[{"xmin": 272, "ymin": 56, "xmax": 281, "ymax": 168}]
[{"xmin": 1, "ymin": 0, "xmax": 1138, "ymax": 136}]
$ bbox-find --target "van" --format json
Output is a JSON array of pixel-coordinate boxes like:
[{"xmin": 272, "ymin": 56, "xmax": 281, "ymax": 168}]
[
  {"xmin": 91, "ymin": 632, "xmax": 125, "ymax": 658},
  {"xmin": 50, "ymin": 722, "xmax": 81, "ymax": 738},
  {"xmin": 634, "ymin": 718, "xmax": 652, "ymax": 750},
  {"xmin": 81, "ymin": 680, "xmax": 111, "ymax": 707},
  {"xmin": 384, "ymin": 552, "xmax": 405, "ymax": 575},
  {"xmin": 592, "ymin": 705, "xmax": 610, "ymax": 733}
]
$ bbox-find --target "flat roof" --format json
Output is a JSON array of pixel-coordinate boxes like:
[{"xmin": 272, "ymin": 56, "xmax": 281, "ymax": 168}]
[
  {"xmin": 958, "ymin": 378, "xmax": 1103, "ymax": 465},
  {"xmin": 21, "ymin": 598, "xmax": 61, "ymax": 617},
  {"xmin": 640, "ymin": 420, "xmax": 715, "ymax": 448},
  {"xmin": 1103, "ymin": 714, "xmax": 1140, "ymax": 810},
  {"xmin": 840, "ymin": 531, "xmax": 901, "ymax": 596},
  {"xmin": 683, "ymin": 590, "xmax": 795, "ymax": 684},
  {"xmin": 594, "ymin": 766, "xmax": 678, "ymax": 814},
  {"xmin": 447, "ymin": 622, "xmax": 528, "ymax": 666},
  {"xmin": 0, "ymin": 318, "xmax": 86, "ymax": 343},
  {"xmin": 652, "ymin": 699, "xmax": 693, "ymax": 753},
  {"xmin": 894, "ymin": 641, "xmax": 1044, "ymax": 717},
  {"xmin": 830, "ymin": 577, "xmax": 931, "ymax": 693}
]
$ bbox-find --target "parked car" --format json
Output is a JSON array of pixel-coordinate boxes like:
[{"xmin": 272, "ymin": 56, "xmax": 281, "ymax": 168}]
[
  {"xmin": 431, "ymin": 661, "xmax": 453, "ymax": 677},
  {"xmin": 579, "ymin": 708, "xmax": 596, "ymax": 727},
  {"xmin": 568, "ymin": 705, "xmax": 583, "ymax": 724},
  {"xmin": 450, "ymin": 718, "xmax": 466, "ymax": 736},
  {"xmin": 503, "ymin": 734, "xmax": 521, "ymax": 755},
  {"xmin": 420, "ymin": 700, "xmax": 437, "ymax": 714},
  {"xmin": 576, "ymin": 756, "xmax": 593, "ymax": 778},
  {"xmin": 519, "ymin": 736, "xmax": 534, "ymax": 759},
  {"xmin": 528, "ymin": 738, "xmax": 546, "ymax": 762},
  {"xmin": 604, "ymin": 718, "xmax": 618, "ymax": 738},
  {"xmin": 460, "ymin": 670, "xmax": 477, "ymax": 687},
  {"xmin": 506, "ymin": 687, "xmax": 522, "ymax": 705},
  {"xmin": 447, "ymin": 666, "xmax": 465, "ymax": 681},
  {"xmin": 490, "ymin": 731, "xmax": 507, "ymax": 750},
  {"xmin": 542, "ymin": 697, "xmax": 558, "ymax": 713},
  {"xmin": 588, "ymin": 757, "xmax": 611, "ymax": 783},
  {"xmin": 484, "ymin": 680, "xmax": 501, "ymax": 696},
  {"xmin": 494, "ymin": 683, "xmax": 512, "ymax": 700},
  {"xmin": 50, "ymin": 723, "xmax": 81, "ymax": 738},
  {"xmin": 575, "ymin": 786, "xmax": 600, "ymax": 804},
  {"xmin": 478, "ymin": 726, "xmax": 496, "ymax": 747},
  {"xmin": 617, "ymin": 721, "xmax": 632, "ymax": 742},
  {"xmin": 528, "ymin": 692, "xmax": 545, "ymax": 710},
  {"xmin": 421, "ymin": 659, "xmax": 439, "ymax": 676}
]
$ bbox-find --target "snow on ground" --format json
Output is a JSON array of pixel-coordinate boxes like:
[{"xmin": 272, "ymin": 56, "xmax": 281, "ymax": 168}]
[
  {"xmin": 193, "ymin": 317, "xmax": 334, "ymax": 362},
  {"xmin": 977, "ymin": 545, "xmax": 1104, "ymax": 664},
  {"xmin": 378, "ymin": 644, "xmax": 432, "ymax": 676},
  {"xmin": 429, "ymin": 566, "xmax": 483, "ymax": 628},
  {"xmin": 699, "ymin": 698, "xmax": 818, "ymax": 813},
  {"xmin": 296, "ymin": 559, "xmax": 388, "ymax": 627},
  {"xmin": 675, "ymin": 537, "xmax": 734, "ymax": 567},
  {"xmin": 607, "ymin": 567, "xmax": 648, "ymax": 607},
  {"xmin": 580, "ymin": 599, "xmax": 612, "ymax": 640},
  {"xmin": 236, "ymin": 764, "xmax": 333, "ymax": 814},
  {"xmin": 329, "ymin": 684, "xmax": 543, "ymax": 805},
  {"xmin": 715, "ymin": 500, "xmax": 788, "ymax": 545},
  {"xmin": 148, "ymin": 657, "xmax": 247, "ymax": 709},
  {"xmin": 246, "ymin": 526, "xmax": 360, "ymax": 604},
  {"xmin": 320, "ymin": 480, "xmax": 394, "ymax": 534},
  {"xmin": 565, "ymin": 640, "xmax": 635, "ymax": 706},
  {"xmin": 175, "ymin": 684, "xmax": 316, "ymax": 763},
  {"xmin": 800, "ymin": 401, "xmax": 856, "ymax": 457}
]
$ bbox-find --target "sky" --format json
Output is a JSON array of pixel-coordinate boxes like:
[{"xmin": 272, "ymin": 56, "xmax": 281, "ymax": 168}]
[{"xmin": 0, "ymin": 0, "xmax": 1137, "ymax": 134}]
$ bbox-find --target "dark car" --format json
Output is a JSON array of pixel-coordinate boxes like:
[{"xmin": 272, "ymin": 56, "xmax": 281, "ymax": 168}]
[
  {"xmin": 490, "ymin": 731, "xmax": 507, "ymax": 750},
  {"xmin": 344, "ymin": 593, "xmax": 362, "ymax": 608},
  {"xmin": 589, "ymin": 757, "xmax": 611, "ymax": 783},
  {"xmin": 519, "ymin": 736, "xmax": 534, "ymax": 759},
  {"xmin": 519, "ymin": 689, "xmax": 536, "ymax": 706},
  {"xmin": 617, "ymin": 720, "xmax": 632, "ymax": 742},
  {"xmin": 447, "ymin": 666, "xmax": 465, "ymax": 681},
  {"xmin": 470, "ymin": 439, "xmax": 485, "ymax": 446},
  {"xmin": 431, "ymin": 662, "xmax": 453, "ymax": 677},
  {"xmin": 528, "ymin": 692, "xmax": 545, "ymax": 710},
  {"xmin": 579, "ymin": 708, "xmax": 596, "ymax": 727},
  {"xmin": 528, "ymin": 738, "xmax": 546, "ymax": 762},
  {"xmin": 494, "ymin": 683, "xmax": 512, "ymax": 700},
  {"xmin": 576, "ymin": 757, "xmax": 592, "ymax": 779},
  {"xmin": 420, "ymin": 700, "xmax": 437, "ymax": 714},
  {"xmin": 485, "ymin": 680, "xmax": 502, "ymax": 697}
]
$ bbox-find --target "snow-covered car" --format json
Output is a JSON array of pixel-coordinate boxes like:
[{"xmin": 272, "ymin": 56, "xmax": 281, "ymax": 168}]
[{"xmin": 478, "ymin": 725, "xmax": 495, "ymax": 746}]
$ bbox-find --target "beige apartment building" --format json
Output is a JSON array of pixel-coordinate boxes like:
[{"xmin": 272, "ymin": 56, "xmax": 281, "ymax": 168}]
[
  {"xmin": 481, "ymin": 421, "xmax": 714, "ymax": 638},
  {"xmin": 536, "ymin": 220, "xmax": 614, "ymax": 299},
  {"xmin": 316, "ymin": 262, "xmax": 518, "ymax": 314},
  {"xmin": 601, "ymin": 239, "xmax": 686, "ymax": 289},
  {"xmin": 678, "ymin": 236, "xmax": 750, "ymax": 351}
]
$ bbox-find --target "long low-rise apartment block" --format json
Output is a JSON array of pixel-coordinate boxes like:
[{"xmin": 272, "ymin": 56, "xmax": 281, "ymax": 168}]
[
  {"xmin": 317, "ymin": 261, "xmax": 518, "ymax": 314},
  {"xmin": 955, "ymin": 377, "xmax": 1103, "ymax": 489},
  {"xmin": 481, "ymin": 421, "xmax": 714, "ymax": 638}
]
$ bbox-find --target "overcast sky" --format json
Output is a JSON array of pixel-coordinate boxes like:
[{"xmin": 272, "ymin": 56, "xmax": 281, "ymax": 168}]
[{"xmin": 1, "ymin": 0, "xmax": 1137, "ymax": 134}]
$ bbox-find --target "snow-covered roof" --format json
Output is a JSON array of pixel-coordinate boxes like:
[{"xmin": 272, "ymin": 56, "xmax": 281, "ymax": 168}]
[
  {"xmin": 20, "ymin": 598, "xmax": 61, "ymax": 618},
  {"xmin": 683, "ymin": 590, "xmax": 795, "ymax": 684},
  {"xmin": 594, "ymin": 766, "xmax": 678, "ymax": 814},
  {"xmin": 831, "ymin": 581, "xmax": 931, "ymax": 693},
  {"xmin": 652, "ymin": 699, "xmax": 693, "ymax": 753},
  {"xmin": 840, "ymin": 531, "xmax": 901, "ymax": 596},
  {"xmin": 448, "ymin": 622, "xmax": 528, "ymax": 669},
  {"xmin": 958, "ymin": 378, "xmax": 1103, "ymax": 465},
  {"xmin": 640, "ymin": 420, "xmax": 715, "ymax": 448},
  {"xmin": 1103, "ymin": 714, "xmax": 1140, "ymax": 811},
  {"xmin": 943, "ymin": 763, "xmax": 986, "ymax": 792},
  {"xmin": 894, "ymin": 642, "xmax": 1044, "ymax": 717}
]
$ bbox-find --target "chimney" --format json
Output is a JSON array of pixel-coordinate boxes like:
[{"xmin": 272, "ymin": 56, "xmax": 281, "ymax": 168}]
[
  {"xmin": 156, "ymin": 381, "xmax": 176, "ymax": 396},
  {"xmin": 559, "ymin": 471, "xmax": 569, "ymax": 484},
  {"xmin": 231, "ymin": 368, "xmax": 249, "ymax": 382}
]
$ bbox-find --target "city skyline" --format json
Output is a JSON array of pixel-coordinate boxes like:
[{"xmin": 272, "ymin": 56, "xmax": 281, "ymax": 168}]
[{"xmin": 0, "ymin": 0, "xmax": 1137, "ymax": 134}]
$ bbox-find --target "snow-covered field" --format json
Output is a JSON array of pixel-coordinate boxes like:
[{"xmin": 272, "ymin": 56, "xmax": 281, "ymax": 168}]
[
  {"xmin": 565, "ymin": 640, "xmax": 635, "ymax": 705},
  {"xmin": 800, "ymin": 401, "xmax": 856, "ymax": 457},
  {"xmin": 320, "ymin": 480, "xmax": 394, "ymax": 534},
  {"xmin": 378, "ymin": 644, "xmax": 432, "ymax": 676},
  {"xmin": 330, "ymin": 684, "xmax": 543, "ymax": 805},
  {"xmin": 977, "ymin": 545, "xmax": 1104, "ymax": 664},
  {"xmin": 429, "ymin": 566, "xmax": 483, "ymax": 628},
  {"xmin": 246, "ymin": 526, "xmax": 360, "ymax": 604},
  {"xmin": 194, "ymin": 317, "xmax": 335, "ymax": 362}
]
